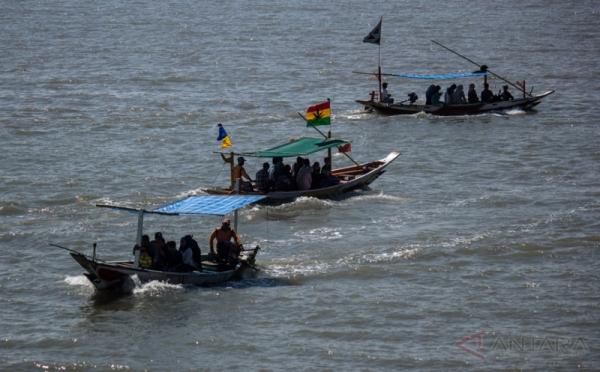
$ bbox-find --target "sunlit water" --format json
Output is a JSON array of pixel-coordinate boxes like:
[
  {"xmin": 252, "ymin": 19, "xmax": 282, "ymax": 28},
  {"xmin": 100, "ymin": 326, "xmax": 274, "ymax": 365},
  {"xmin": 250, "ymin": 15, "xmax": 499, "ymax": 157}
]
[{"xmin": 1, "ymin": 0, "xmax": 599, "ymax": 370}]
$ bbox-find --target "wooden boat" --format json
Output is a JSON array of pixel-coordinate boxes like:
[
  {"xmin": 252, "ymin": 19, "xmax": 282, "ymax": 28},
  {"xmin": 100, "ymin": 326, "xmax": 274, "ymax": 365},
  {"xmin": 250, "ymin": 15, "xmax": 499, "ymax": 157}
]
[
  {"xmin": 54, "ymin": 195, "xmax": 265, "ymax": 291},
  {"xmin": 357, "ymin": 18, "xmax": 554, "ymax": 116},
  {"xmin": 203, "ymin": 137, "xmax": 400, "ymax": 202},
  {"xmin": 357, "ymin": 89, "xmax": 554, "ymax": 116}
]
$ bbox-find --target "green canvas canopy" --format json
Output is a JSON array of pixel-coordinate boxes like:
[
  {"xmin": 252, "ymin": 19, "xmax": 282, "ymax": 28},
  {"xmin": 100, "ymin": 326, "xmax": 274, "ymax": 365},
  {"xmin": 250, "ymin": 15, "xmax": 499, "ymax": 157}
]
[{"xmin": 241, "ymin": 137, "xmax": 350, "ymax": 158}]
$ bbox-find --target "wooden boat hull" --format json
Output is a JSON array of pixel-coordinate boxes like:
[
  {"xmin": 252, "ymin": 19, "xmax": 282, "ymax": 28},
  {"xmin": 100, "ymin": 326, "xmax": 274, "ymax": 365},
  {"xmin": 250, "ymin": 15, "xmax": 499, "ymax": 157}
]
[
  {"xmin": 70, "ymin": 248, "xmax": 259, "ymax": 291},
  {"xmin": 357, "ymin": 90, "xmax": 554, "ymax": 116},
  {"xmin": 203, "ymin": 151, "xmax": 400, "ymax": 202}
]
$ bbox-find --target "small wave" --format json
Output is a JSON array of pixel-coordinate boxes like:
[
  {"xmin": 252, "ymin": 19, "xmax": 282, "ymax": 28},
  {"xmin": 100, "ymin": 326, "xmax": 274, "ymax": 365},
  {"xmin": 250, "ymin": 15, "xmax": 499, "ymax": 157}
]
[
  {"xmin": 343, "ymin": 191, "xmax": 408, "ymax": 204},
  {"xmin": 245, "ymin": 197, "xmax": 335, "ymax": 220},
  {"xmin": 176, "ymin": 187, "xmax": 207, "ymax": 198},
  {"xmin": 14, "ymin": 129, "xmax": 48, "ymax": 136},
  {"xmin": 357, "ymin": 247, "xmax": 420, "ymax": 264},
  {"xmin": 504, "ymin": 108, "xmax": 527, "ymax": 115},
  {"xmin": 264, "ymin": 261, "xmax": 333, "ymax": 278},
  {"xmin": 46, "ymin": 78, "xmax": 84, "ymax": 85},
  {"xmin": 0, "ymin": 202, "xmax": 26, "ymax": 216},
  {"xmin": 339, "ymin": 108, "xmax": 373, "ymax": 120},
  {"xmin": 64, "ymin": 275, "xmax": 93, "ymax": 288},
  {"xmin": 132, "ymin": 279, "xmax": 184, "ymax": 295}
]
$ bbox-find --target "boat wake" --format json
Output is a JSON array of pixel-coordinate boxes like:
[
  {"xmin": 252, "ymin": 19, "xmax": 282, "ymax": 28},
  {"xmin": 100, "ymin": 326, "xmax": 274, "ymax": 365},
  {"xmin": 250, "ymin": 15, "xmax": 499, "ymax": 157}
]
[
  {"xmin": 342, "ymin": 191, "xmax": 409, "ymax": 204},
  {"xmin": 65, "ymin": 274, "xmax": 185, "ymax": 296},
  {"xmin": 339, "ymin": 108, "xmax": 373, "ymax": 120},
  {"xmin": 131, "ymin": 277, "xmax": 184, "ymax": 295},
  {"xmin": 245, "ymin": 197, "xmax": 335, "ymax": 220},
  {"xmin": 262, "ymin": 245, "xmax": 419, "ymax": 280},
  {"xmin": 64, "ymin": 275, "xmax": 94, "ymax": 289}
]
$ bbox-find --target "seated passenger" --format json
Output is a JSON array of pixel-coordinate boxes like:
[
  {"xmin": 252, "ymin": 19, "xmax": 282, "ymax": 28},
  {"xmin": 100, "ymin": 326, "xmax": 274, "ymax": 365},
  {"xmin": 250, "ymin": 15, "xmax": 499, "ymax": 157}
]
[
  {"xmin": 255, "ymin": 162, "xmax": 270, "ymax": 193},
  {"xmin": 292, "ymin": 156, "xmax": 304, "ymax": 180},
  {"xmin": 209, "ymin": 218, "xmax": 243, "ymax": 265},
  {"xmin": 296, "ymin": 158, "xmax": 312, "ymax": 191},
  {"xmin": 275, "ymin": 164, "xmax": 293, "ymax": 191},
  {"xmin": 150, "ymin": 232, "xmax": 166, "ymax": 269},
  {"xmin": 467, "ymin": 83, "xmax": 479, "ymax": 103},
  {"xmin": 133, "ymin": 235, "xmax": 153, "ymax": 268},
  {"xmin": 480, "ymin": 83, "xmax": 494, "ymax": 103},
  {"xmin": 320, "ymin": 168, "xmax": 340, "ymax": 187},
  {"xmin": 232, "ymin": 156, "xmax": 253, "ymax": 192},
  {"xmin": 164, "ymin": 241, "xmax": 182, "ymax": 271},
  {"xmin": 270, "ymin": 157, "xmax": 283, "ymax": 185},
  {"xmin": 322, "ymin": 156, "xmax": 332, "ymax": 174},
  {"xmin": 499, "ymin": 85, "xmax": 514, "ymax": 101},
  {"xmin": 179, "ymin": 235, "xmax": 201, "ymax": 271},
  {"xmin": 452, "ymin": 84, "xmax": 466, "ymax": 104},
  {"xmin": 425, "ymin": 84, "xmax": 436, "ymax": 105},
  {"xmin": 311, "ymin": 162, "xmax": 322, "ymax": 189},
  {"xmin": 431, "ymin": 86, "xmax": 442, "ymax": 105},
  {"xmin": 381, "ymin": 82, "xmax": 394, "ymax": 103},
  {"xmin": 444, "ymin": 84, "xmax": 457, "ymax": 105}
]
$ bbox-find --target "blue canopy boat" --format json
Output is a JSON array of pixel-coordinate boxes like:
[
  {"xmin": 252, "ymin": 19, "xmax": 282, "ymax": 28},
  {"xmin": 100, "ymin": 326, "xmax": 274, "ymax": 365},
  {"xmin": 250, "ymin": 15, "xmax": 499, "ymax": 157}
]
[
  {"xmin": 54, "ymin": 195, "xmax": 265, "ymax": 291},
  {"xmin": 356, "ymin": 69, "xmax": 554, "ymax": 116},
  {"xmin": 356, "ymin": 21, "xmax": 554, "ymax": 116}
]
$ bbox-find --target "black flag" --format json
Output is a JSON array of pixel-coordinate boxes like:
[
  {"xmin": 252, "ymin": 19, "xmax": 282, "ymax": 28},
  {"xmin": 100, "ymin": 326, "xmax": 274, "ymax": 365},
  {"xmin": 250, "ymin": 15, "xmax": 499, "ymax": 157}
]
[{"xmin": 363, "ymin": 17, "xmax": 382, "ymax": 44}]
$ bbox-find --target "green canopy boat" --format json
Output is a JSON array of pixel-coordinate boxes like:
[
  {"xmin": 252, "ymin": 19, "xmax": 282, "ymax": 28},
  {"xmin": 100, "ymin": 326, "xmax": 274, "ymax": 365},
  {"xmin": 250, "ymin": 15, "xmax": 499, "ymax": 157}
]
[{"xmin": 203, "ymin": 136, "xmax": 400, "ymax": 203}]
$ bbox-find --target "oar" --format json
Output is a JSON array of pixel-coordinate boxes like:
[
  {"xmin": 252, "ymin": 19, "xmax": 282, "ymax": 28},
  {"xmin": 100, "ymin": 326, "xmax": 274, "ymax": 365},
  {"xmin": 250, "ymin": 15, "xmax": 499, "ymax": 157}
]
[{"xmin": 430, "ymin": 40, "xmax": 532, "ymax": 97}]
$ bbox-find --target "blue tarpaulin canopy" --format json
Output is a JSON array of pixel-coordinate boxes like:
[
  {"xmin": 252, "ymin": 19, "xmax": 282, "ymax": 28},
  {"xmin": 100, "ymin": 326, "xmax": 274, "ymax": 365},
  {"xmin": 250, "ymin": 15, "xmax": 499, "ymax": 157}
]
[
  {"xmin": 153, "ymin": 195, "xmax": 265, "ymax": 216},
  {"xmin": 388, "ymin": 71, "xmax": 488, "ymax": 80}
]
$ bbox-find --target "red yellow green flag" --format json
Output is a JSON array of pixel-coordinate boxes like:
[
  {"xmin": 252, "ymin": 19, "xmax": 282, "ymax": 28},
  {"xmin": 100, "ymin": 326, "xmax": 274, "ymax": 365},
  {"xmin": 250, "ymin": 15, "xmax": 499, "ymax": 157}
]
[{"xmin": 306, "ymin": 100, "xmax": 331, "ymax": 127}]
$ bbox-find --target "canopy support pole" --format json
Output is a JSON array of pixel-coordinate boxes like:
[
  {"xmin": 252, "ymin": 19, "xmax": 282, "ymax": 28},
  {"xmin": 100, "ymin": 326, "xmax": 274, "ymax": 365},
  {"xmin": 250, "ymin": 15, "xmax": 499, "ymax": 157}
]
[
  {"xmin": 234, "ymin": 179, "xmax": 240, "ymax": 232},
  {"xmin": 134, "ymin": 210, "xmax": 144, "ymax": 268}
]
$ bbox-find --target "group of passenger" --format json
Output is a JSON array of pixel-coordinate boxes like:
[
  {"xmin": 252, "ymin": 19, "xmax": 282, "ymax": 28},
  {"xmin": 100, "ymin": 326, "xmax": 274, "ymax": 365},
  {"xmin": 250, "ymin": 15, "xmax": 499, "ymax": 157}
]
[
  {"xmin": 259, "ymin": 156, "xmax": 340, "ymax": 192},
  {"xmin": 426, "ymin": 83, "xmax": 514, "ymax": 105},
  {"xmin": 133, "ymin": 219, "xmax": 244, "ymax": 271},
  {"xmin": 223, "ymin": 154, "xmax": 340, "ymax": 193},
  {"xmin": 380, "ymin": 82, "xmax": 516, "ymax": 106}
]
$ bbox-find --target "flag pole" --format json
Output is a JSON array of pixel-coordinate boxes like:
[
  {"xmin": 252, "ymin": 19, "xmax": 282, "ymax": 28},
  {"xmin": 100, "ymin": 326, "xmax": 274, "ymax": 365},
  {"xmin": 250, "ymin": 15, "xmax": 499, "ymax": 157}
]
[
  {"xmin": 296, "ymin": 112, "xmax": 361, "ymax": 167},
  {"xmin": 378, "ymin": 17, "xmax": 383, "ymax": 102}
]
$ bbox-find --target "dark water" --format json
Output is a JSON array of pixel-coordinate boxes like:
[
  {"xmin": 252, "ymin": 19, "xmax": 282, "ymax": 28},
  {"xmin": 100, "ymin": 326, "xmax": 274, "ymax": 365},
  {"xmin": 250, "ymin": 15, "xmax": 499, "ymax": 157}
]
[{"xmin": 1, "ymin": 0, "xmax": 599, "ymax": 370}]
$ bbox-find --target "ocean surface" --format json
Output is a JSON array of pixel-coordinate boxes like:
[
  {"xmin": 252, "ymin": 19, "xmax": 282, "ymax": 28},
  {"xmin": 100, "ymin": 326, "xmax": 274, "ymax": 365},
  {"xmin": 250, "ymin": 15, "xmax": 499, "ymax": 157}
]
[{"xmin": 1, "ymin": 0, "xmax": 599, "ymax": 370}]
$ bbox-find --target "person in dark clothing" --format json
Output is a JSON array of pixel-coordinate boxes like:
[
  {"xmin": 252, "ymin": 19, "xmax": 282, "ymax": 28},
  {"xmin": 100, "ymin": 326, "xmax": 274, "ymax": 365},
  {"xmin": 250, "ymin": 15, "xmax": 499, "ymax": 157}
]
[
  {"xmin": 164, "ymin": 240, "xmax": 182, "ymax": 271},
  {"xmin": 179, "ymin": 235, "xmax": 202, "ymax": 271},
  {"xmin": 292, "ymin": 157, "xmax": 303, "ymax": 180},
  {"xmin": 480, "ymin": 83, "xmax": 494, "ymax": 103},
  {"xmin": 499, "ymin": 85, "xmax": 514, "ymax": 101},
  {"xmin": 322, "ymin": 157, "xmax": 332, "ymax": 174},
  {"xmin": 425, "ymin": 84, "xmax": 436, "ymax": 105},
  {"xmin": 270, "ymin": 157, "xmax": 283, "ymax": 185},
  {"xmin": 444, "ymin": 84, "xmax": 457, "ymax": 105},
  {"xmin": 311, "ymin": 162, "xmax": 322, "ymax": 189},
  {"xmin": 275, "ymin": 164, "xmax": 294, "ymax": 191},
  {"xmin": 467, "ymin": 83, "xmax": 479, "ymax": 104},
  {"xmin": 150, "ymin": 232, "xmax": 166, "ymax": 269},
  {"xmin": 255, "ymin": 162, "xmax": 270, "ymax": 193},
  {"xmin": 431, "ymin": 85, "xmax": 443, "ymax": 105}
]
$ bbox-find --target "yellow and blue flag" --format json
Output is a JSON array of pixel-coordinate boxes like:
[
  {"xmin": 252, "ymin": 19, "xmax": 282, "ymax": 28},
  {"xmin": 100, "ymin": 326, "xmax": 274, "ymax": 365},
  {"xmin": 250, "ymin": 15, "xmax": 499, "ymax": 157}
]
[{"xmin": 217, "ymin": 123, "xmax": 232, "ymax": 149}]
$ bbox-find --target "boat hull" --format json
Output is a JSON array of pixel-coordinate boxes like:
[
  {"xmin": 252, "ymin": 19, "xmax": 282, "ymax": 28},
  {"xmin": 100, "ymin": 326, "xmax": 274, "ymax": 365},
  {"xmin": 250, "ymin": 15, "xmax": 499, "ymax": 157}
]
[
  {"xmin": 203, "ymin": 152, "xmax": 400, "ymax": 202},
  {"xmin": 357, "ymin": 90, "xmax": 554, "ymax": 116},
  {"xmin": 70, "ymin": 248, "xmax": 259, "ymax": 291}
]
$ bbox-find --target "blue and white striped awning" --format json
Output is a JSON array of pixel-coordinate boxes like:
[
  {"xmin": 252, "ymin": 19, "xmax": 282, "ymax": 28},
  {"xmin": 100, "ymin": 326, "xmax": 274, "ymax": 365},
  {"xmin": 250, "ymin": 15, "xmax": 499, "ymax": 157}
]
[{"xmin": 153, "ymin": 195, "xmax": 266, "ymax": 216}]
